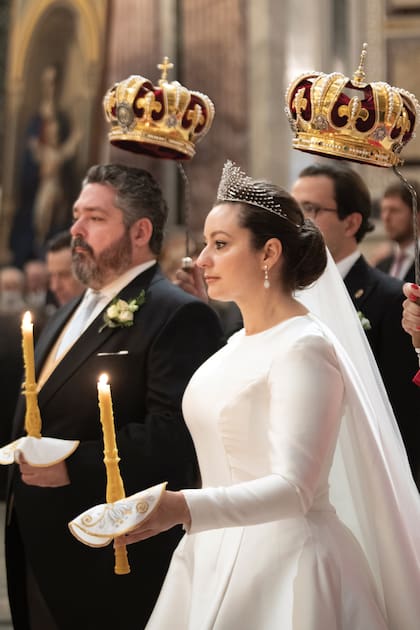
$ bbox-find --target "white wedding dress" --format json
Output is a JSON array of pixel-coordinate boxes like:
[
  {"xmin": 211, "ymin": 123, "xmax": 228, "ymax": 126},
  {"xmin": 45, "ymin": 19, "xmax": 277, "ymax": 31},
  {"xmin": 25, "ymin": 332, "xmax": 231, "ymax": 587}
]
[{"xmin": 146, "ymin": 314, "xmax": 391, "ymax": 630}]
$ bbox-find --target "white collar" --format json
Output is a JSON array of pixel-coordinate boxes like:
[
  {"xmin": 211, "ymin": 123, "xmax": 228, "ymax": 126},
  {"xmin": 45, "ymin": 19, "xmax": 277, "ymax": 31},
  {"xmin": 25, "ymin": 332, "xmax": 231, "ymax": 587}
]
[
  {"xmin": 98, "ymin": 260, "xmax": 156, "ymax": 302},
  {"xmin": 336, "ymin": 251, "xmax": 361, "ymax": 279}
]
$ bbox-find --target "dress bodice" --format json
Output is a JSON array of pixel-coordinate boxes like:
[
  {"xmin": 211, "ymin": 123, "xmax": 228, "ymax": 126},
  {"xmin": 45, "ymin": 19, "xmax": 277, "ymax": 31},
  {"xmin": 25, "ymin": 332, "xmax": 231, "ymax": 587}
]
[{"xmin": 182, "ymin": 315, "xmax": 344, "ymax": 519}]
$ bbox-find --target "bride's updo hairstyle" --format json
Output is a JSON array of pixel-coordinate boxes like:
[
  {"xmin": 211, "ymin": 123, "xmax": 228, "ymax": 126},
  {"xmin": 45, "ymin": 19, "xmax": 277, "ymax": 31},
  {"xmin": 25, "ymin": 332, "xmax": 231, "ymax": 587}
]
[{"xmin": 216, "ymin": 161, "xmax": 327, "ymax": 291}]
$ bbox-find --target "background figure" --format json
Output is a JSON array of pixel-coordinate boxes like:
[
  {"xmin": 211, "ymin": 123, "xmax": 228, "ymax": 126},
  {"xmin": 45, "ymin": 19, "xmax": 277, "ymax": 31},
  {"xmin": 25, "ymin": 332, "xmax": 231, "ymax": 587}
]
[
  {"xmin": 291, "ymin": 162, "xmax": 420, "ymax": 489},
  {"xmin": 115, "ymin": 162, "xmax": 419, "ymax": 630},
  {"xmin": 0, "ymin": 266, "xmax": 26, "ymax": 314},
  {"xmin": 0, "ymin": 267, "xmax": 25, "ymax": 499},
  {"xmin": 23, "ymin": 259, "xmax": 49, "ymax": 310},
  {"xmin": 0, "ymin": 312, "xmax": 23, "ymax": 500},
  {"xmin": 29, "ymin": 118, "xmax": 81, "ymax": 249},
  {"xmin": 5, "ymin": 163, "xmax": 224, "ymax": 630},
  {"xmin": 376, "ymin": 179, "xmax": 420, "ymax": 282},
  {"xmin": 10, "ymin": 64, "xmax": 79, "ymax": 266},
  {"xmin": 23, "ymin": 259, "xmax": 56, "ymax": 331},
  {"xmin": 45, "ymin": 230, "xmax": 84, "ymax": 306}
]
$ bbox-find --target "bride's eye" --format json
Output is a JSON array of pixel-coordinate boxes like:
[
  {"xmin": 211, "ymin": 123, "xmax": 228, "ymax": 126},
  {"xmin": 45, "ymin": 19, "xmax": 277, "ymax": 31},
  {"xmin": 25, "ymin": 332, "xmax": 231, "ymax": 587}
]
[{"xmin": 215, "ymin": 240, "xmax": 227, "ymax": 250}]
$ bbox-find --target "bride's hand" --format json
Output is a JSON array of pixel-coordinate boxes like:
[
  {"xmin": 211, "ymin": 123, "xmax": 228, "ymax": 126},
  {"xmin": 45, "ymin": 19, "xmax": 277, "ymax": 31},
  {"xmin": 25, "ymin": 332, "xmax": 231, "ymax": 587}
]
[{"xmin": 114, "ymin": 491, "xmax": 191, "ymax": 546}]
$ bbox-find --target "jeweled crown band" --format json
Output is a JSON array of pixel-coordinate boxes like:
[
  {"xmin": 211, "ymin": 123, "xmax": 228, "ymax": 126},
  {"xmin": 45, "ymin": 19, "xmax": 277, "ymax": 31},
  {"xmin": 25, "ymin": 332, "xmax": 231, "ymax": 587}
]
[{"xmin": 216, "ymin": 161, "xmax": 302, "ymax": 227}]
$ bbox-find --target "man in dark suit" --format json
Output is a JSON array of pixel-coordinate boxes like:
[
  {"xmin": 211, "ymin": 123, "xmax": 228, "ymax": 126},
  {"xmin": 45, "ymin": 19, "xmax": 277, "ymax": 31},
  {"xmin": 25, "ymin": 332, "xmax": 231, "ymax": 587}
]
[
  {"xmin": 6, "ymin": 163, "xmax": 225, "ymax": 630},
  {"xmin": 376, "ymin": 179, "xmax": 420, "ymax": 283},
  {"xmin": 291, "ymin": 162, "xmax": 420, "ymax": 490},
  {"xmin": 45, "ymin": 230, "xmax": 84, "ymax": 306},
  {"xmin": 0, "ymin": 312, "xmax": 23, "ymax": 499}
]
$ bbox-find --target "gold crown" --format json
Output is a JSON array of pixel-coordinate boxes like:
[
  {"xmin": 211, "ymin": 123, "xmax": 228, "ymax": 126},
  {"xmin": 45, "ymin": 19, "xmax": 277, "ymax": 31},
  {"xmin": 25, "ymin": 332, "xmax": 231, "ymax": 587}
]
[
  {"xmin": 285, "ymin": 44, "xmax": 420, "ymax": 167},
  {"xmin": 103, "ymin": 57, "xmax": 215, "ymax": 160}
]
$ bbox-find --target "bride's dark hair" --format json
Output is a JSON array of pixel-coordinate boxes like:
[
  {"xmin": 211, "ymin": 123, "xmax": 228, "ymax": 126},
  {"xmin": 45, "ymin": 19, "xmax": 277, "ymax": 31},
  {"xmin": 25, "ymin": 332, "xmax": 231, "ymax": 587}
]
[{"xmin": 237, "ymin": 181, "xmax": 327, "ymax": 292}]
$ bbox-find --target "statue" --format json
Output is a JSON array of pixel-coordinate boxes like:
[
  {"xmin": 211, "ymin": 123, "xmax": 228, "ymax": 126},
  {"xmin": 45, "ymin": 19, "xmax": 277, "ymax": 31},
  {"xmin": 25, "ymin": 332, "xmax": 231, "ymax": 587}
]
[{"xmin": 10, "ymin": 64, "xmax": 80, "ymax": 265}]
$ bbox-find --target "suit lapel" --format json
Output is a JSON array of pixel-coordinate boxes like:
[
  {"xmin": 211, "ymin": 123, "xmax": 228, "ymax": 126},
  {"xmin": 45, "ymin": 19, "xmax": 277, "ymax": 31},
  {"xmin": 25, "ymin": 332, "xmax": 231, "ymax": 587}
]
[
  {"xmin": 37, "ymin": 264, "xmax": 160, "ymax": 408},
  {"xmin": 378, "ymin": 255, "xmax": 392, "ymax": 274},
  {"xmin": 35, "ymin": 295, "xmax": 83, "ymax": 370},
  {"xmin": 343, "ymin": 255, "xmax": 375, "ymax": 309}
]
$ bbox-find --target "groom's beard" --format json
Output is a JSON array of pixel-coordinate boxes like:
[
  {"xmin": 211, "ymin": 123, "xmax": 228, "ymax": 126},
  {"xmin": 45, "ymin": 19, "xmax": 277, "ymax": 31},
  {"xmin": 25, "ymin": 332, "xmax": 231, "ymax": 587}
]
[{"xmin": 72, "ymin": 230, "xmax": 133, "ymax": 287}]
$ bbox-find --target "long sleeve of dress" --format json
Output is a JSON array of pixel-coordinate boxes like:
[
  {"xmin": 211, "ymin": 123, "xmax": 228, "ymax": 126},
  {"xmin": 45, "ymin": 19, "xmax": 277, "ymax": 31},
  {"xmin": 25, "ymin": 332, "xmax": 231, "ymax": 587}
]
[{"xmin": 183, "ymin": 333, "xmax": 344, "ymax": 534}]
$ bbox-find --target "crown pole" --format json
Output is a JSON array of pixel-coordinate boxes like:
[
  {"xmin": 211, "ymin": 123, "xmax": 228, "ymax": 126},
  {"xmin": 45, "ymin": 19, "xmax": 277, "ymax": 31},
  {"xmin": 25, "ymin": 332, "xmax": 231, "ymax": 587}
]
[
  {"xmin": 177, "ymin": 162, "xmax": 194, "ymax": 270},
  {"xmin": 392, "ymin": 165, "xmax": 419, "ymax": 285}
]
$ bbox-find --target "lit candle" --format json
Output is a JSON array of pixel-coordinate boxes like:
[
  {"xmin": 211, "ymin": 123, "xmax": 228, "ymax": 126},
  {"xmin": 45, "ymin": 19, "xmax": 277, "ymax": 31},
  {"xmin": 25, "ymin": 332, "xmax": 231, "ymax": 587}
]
[
  {"xmin": 97, "ymin": 373, "xmax": 130, "ymax": 575},
  {"xmin": 21, "ymin": 311, "xmax": 41, "ymax": 438},
  {"xmin": 22, "ymin": 311, "xmax": 36, "ymax": 384}
]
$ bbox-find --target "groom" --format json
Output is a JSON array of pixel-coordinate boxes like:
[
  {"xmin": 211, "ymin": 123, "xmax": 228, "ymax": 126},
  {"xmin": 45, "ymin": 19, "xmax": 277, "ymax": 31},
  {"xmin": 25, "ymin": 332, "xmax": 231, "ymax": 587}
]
[{"xmin": 6, "ymin": 163, "xmax": 224, "ymax": 630}]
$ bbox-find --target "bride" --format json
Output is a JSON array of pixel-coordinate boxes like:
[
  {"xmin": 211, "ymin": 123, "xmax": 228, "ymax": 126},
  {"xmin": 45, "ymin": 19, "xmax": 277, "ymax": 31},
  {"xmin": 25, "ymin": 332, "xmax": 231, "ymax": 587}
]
[{"xmin": 80, "ymin": 161, "xmax": 420, "ymax": 629}]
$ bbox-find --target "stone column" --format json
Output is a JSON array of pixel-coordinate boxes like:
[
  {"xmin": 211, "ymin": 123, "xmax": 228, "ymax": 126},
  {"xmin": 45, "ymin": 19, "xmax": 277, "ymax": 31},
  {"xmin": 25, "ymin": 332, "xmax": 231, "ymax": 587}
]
[
  {"xmin": 158, "ymin": 0, "xmax": 179, "ymax": 227},
  {"xmin": 248, "ymin": 0, "xmax": 287, "ymax": 185}
]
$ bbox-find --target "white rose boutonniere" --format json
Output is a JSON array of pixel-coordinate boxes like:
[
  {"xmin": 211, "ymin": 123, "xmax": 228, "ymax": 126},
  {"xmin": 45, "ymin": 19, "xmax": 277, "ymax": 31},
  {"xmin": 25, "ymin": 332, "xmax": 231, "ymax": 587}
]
[
  {"xmin": 357, "ymin": 310, "xmax": 371, "ymax": 331},
  {"xmin": 99, "ymin": 290, "xmax": 146, "ymax": 333}
]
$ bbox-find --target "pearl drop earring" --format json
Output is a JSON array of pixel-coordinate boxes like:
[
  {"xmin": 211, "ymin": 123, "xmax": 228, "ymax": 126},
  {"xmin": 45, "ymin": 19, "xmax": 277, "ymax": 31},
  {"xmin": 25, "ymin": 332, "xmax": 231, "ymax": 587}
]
[{"xmin": 264, "ymin": 265, "xmax": 270, "ymax": 289}]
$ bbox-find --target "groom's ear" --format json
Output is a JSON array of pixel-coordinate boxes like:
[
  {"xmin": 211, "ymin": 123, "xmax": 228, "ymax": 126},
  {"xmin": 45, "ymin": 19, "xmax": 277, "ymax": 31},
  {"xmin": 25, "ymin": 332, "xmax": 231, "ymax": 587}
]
[{"xmin": 131, "ymin": 218, "xmax": 153, "ymax": 248}]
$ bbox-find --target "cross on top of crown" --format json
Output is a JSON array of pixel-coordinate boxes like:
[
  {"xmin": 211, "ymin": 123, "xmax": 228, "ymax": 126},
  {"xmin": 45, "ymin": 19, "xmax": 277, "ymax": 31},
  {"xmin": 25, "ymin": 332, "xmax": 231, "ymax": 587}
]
[
  {"xmin": 352, "ymin": 43, "xmax": 368, "ymax": 86},
  {"xmin": 158, "ymin": 56, "xmax": 174, "ymax": 84}
]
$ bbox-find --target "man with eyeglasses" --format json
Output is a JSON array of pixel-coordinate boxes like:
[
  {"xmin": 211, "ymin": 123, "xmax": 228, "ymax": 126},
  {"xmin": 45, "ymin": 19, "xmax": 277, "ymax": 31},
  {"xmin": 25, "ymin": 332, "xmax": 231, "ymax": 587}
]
[{"xmin": 292, "ymin": 161, "xmax": 420, "ymax": 490}]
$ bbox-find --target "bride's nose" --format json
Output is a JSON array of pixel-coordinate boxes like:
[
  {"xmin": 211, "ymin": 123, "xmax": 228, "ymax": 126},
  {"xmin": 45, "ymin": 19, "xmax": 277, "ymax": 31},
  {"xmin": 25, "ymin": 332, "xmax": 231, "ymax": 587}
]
[{"xmin": 196, "ymin": 246, "xmax": 211, "ymax": 268}]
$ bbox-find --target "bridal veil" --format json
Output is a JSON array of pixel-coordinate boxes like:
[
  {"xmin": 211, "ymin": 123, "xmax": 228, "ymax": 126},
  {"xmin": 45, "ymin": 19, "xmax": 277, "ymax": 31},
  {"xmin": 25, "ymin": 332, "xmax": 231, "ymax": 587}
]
[{"xmin": 297, "ymin": 250, "xmax": 420, "ymax": 629}]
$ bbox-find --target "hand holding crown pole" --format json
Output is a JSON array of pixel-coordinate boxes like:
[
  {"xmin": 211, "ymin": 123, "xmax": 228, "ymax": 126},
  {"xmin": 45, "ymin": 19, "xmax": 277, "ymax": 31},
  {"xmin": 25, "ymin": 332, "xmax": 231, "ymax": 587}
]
[
  {"xmin": 97, "ymin": 374, "xmax": 130, "ymax": 575},
  {"xmin": 392, "ymin": 166, "xmax": 420, "ymax": 383}
]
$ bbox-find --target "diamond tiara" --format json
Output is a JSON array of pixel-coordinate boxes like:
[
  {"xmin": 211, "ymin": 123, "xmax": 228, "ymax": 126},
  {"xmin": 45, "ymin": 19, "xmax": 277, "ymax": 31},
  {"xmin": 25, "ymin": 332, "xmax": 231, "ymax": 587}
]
[{"xmin": 216, "ymin": 161, "xmax": 302, "ymax": 227}]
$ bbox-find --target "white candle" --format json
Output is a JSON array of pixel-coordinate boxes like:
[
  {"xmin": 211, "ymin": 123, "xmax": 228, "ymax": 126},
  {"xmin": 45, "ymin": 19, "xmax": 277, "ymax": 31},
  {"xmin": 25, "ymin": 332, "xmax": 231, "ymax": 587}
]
[
  {"xmin": 97, "ymin": 373, "xmax": 130, "ymax": 575},
  {"xmin": 21, "ymin": 311, "xmax": 41, "ymax": 437},
  {"xmin": 22, "ymin": 311, "xmax": 36, "ymax": 385}
]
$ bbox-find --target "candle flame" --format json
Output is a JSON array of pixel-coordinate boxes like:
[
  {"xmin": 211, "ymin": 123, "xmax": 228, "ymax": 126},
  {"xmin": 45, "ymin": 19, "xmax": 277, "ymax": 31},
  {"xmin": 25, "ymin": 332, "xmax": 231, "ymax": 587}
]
[
  {"xmin": 22, "ymin": 311, "xmax": 32, "ymax": 327},
  {"xmin": 99, "ymin": 373, "xmax": 109, "ymax": 385}
]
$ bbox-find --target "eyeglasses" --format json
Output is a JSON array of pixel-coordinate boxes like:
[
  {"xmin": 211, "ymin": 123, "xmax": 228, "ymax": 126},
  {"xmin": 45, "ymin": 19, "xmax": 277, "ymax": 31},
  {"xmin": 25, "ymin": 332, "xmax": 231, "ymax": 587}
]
[{"xmin": 300, "ymin": 201, "xmax": 338, "ymax": 218}]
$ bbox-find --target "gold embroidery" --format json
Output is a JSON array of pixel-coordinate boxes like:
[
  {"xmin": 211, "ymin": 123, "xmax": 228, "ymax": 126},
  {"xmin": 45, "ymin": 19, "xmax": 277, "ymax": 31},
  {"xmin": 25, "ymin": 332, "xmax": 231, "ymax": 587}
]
[{"xmin": 136, "ymin": 500, "xmax": 149, "ymax": 514}]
